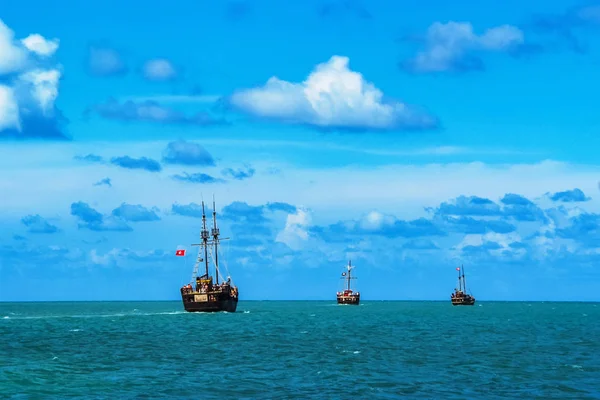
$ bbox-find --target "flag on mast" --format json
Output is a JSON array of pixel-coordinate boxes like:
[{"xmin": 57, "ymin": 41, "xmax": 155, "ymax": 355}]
[
  {"xmin": 456, "ymin": 267, "xmax": 460, "ymax": 271},
  {"xmin": 175, "ymin": 249, "xmax": 186, "ymax": 256}
]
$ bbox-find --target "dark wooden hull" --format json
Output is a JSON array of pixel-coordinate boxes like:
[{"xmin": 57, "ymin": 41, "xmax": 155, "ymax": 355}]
[
  {"xmin": 337, "ymin": 295, "xmax": 360, "ymax": 305},
  {"xmin": 451, "ymin": 297, "xmax": 475, "ymax": 306},
  {"xmin": 181, "ymin": 292, "xmax": 238, "ymax": 312}
]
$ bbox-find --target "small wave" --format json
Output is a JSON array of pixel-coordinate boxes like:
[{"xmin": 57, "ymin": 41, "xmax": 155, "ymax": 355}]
[
  {"xmin": 567, "ymin": 364, "xmax": 583, "ymax": 370},
  {"xmin": 243, "ymin": 310, "xmax": 250, "ymax": 314},
  {"xmin": 2, "ymin": 310, "xmax": 187, "ymax": 320},
  {"xmin": 69, "ymin": 329, "xmax": 82, "ymax": 332},
  {"xmin": 300, "ymin": 330, "xmax": 308, "ymax": 334},
  {"xmin": 309, "ymin": 314, "xmax": 316, "ymax": 317},
  {"xmin": 138, "ymin": 311, "xmax": 186, "ymax": 316}
]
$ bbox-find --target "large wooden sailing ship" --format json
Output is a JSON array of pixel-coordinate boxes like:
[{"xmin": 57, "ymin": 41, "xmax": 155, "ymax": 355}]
[
  {"xmin": 451, "ymin": 265, "xmax": 475, "ymax": 306},
  {"xmin": 336, "ymin": 260, "xmax": 360, "ymax": 305},
  {"xmin": 179, "ymin": 198, "xmax": 238, "ymax": 312}
]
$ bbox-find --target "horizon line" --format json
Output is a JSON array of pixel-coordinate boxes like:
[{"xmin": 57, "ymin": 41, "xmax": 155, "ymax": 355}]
[{"xmin": 1, "ymin": 299, "xmax": 598, "ymax": 303}]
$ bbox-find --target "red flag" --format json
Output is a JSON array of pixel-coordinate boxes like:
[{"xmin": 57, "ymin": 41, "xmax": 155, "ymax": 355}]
[
  {"xmin": 175, "ymin": 249, "xmax": 186, "ymax": 256},
  {"xmin": 456, "ymin": 267, "xmax": 460, "ymax": 271}
]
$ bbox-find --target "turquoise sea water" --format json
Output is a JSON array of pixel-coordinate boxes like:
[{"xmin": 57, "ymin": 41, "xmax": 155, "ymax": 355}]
[{"xmin": 1, "ymin": 301, "xmax": 599, "ymax": 399}]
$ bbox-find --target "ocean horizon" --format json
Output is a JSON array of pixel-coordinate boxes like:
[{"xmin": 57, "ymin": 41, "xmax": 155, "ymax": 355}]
[
  {"xmin": 2, "ymin": 301, "xmax": 599, "ymax": 399},
  {"xmin": 2, "ymin": 299, "xmax": 600, "ymax": 303}
]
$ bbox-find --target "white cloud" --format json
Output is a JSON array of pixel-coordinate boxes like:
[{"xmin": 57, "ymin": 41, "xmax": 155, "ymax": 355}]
[
  {"xmin": 276, "ymin": 207, "xmax": 311, "ymax": 250},
  {"xmin": 229, "ymin": 55, "xmax": 437, "ymax": 130},
  {"xmin": 20, "ymin": 34, "xmax": 59, "ymax": 57},
  {"xmin": 0, "ymin": 19, "xmax": 62, "ymax": 135},
  {"xmin": 19, "ymin": 68, "xmax": 61, "ymax": 114},
  {"xmin": 142, "ymin": 59, "xmax": 177, "ymax": 81},
  {"xmin": 358, "ymin": 211, "xmax": 397, "ymax": 231},
  {"xmin": 0, "ymin": 20, "xmax": 28, "ymax": 75},
  {"xmin": 0, "ymin": 85, "xmax": 20, "ymax": 131},
  {"xmin": 406, "ymin": 21, "xmax": 524, "ymax": 73}
]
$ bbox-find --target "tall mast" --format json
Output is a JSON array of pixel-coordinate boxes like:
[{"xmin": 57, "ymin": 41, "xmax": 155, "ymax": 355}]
[
  {"xmin": 201, "ymin": 201, "xmax": 209, "ymax": 277},
  {"xmin": 347, "ymin": 260, "xmax": 352, "ymax": 291},
  {"xmin": 212, "ymin": 195, "xmax": 220, "ymax": 284},
  {"xmin": 462, "ymin": 264, "xmax": 467, "ymax": 293},
  {"xmin": 457, "ymin": 267, "xmax": 462, "ymax": 292}
]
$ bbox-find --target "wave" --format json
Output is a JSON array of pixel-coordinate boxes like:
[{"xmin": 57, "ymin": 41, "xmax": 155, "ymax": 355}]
[{"xmin": 0, "ymin": 310, "xmax": 189, "ymax": 321}]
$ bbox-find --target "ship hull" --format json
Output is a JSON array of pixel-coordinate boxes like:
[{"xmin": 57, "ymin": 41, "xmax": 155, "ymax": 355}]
[
  {"xmin": 337, "ymin": 295, "xmax": 360, "ymax": 305},
  {"xmin": 451, "ymin": 297, "xmax": 475, "ymax": 306},
  {"xmin": 181, "ymin": 293, "xmax": 238, "ymax": 313}
]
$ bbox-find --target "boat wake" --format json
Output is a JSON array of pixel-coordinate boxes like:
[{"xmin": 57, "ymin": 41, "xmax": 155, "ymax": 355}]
[{"xmin": 0, "ymin": 310, "xmax": 189, "ymax": 321}]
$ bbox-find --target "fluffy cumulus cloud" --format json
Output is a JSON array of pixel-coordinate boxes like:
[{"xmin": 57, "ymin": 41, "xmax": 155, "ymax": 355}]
[
  {"xmin": 0, "ymin": 19, "xmax": 67, "ymax": 139},
  {"xmin": 229, "ymin": 55, "xmax": 438, "ymax": 131},
  {"xmin": 401, "ymin": 21, "xmax": 528, "ymax": 73},
  {"xmin": 275, "ymin": 207, "xmax": 311, "ymax": 250},
  {"xmin": 142, "ymin": 58, "xmax": 179, "ymax": 81},
  {"xmin": 20, "ymin": 34, "xmax": 59, "ymax": 57}
]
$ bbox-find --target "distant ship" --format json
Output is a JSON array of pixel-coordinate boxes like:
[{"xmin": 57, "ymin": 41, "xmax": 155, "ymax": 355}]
[
  {"xmin": 451, "ymin": 265, "xmax": 475, "ymax": 306},
  {"xmin": 179, "ymin": 198, "xmax": 238, "ymax": 312},
  {"xmin": 336, "ymin": 260, "xmax": 360, "ymax": 305}
]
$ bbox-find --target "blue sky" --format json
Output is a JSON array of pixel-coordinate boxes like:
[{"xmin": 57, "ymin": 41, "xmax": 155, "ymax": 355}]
[{"xmin": 2, "ymin": 0, "xmax": 600, "ymax": 301}]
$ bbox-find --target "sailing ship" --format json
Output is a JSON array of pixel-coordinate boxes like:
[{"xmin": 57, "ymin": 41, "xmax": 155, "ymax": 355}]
[
  {"xmin": 179, "ymin": 198, "xmax": 238, "ymax": 312},
  {"xmin": 451, "ymin": 265, "xmax": 475, "ymax": 306},
  {"xmin": 336, "ymin": 260, "xmax": 360, "ymax": 305}
]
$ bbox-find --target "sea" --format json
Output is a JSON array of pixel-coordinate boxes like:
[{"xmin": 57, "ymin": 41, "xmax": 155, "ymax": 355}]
[{"xmin": 1, "ymin": 301, "xmax": 599, "ymax": 399}]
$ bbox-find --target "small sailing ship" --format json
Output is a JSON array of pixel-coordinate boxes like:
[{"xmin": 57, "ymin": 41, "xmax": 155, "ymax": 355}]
[
  {"xmin": 451, "ymin": 265, "xmax": 475, "ymax": 306},
  {"xmin": 336, "ymin": 260, "xmax": 360, "ymax": 305},
  {"xmin": 178, "ymin": 198, "xmax": 238, "ymax": 313}
]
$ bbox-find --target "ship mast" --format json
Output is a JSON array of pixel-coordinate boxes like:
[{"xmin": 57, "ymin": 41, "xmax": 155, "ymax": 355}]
[
  {"xmin": 342, "ymin": 260, "xmax": 357, "ymax": 291},
  {"xmin": 212, "ymin": 196, "xmax": 220, "ymax": 284},
  {"xmin": 457, "ymin": 267, "xmax": 462, "ymax": 292},
  {"xmin": 462, "ymin": 264, "xmax": 467, "ymax": 293},
  {"xmin": 201, "ymin": 201, "xmax": 210, "ymax": 277},
  {"xmin": 347, "ymin": 260, "xmax": 352, "ymax": 290}
]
